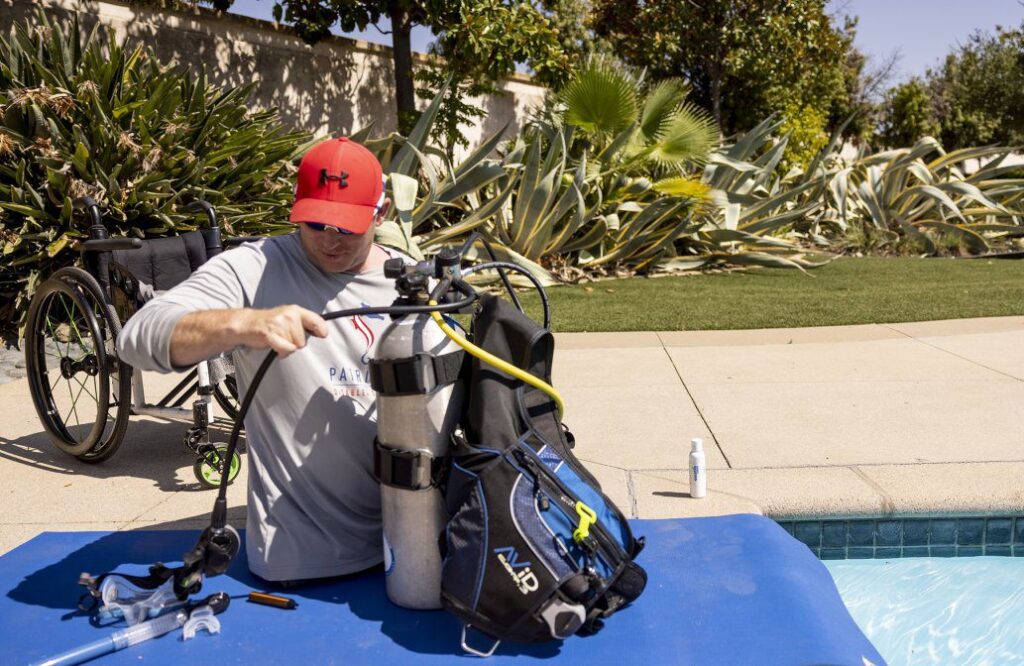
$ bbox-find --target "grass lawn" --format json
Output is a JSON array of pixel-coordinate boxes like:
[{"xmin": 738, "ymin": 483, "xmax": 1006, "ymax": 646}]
[{"xmin": 517, "ymin": 256, "xmax": 1024, "ymax": 332}]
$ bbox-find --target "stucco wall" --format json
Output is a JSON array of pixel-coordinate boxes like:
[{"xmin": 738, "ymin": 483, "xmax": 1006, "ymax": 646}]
[{"xmin": 1, "ymin": 0, "xmax": 547, "ymax": 157}]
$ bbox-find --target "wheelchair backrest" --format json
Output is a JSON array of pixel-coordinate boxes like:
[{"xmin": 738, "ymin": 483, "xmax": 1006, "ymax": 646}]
[{"xmin": 111, "ymin": 230, "xmax": 210, "ymax": 295}]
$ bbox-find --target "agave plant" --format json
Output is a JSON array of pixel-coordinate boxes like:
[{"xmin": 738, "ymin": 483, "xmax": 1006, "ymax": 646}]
[
  {"xmin": 699, "ymin": 114, "xmax": 1024, "ymax": 258},
  {"xmin": 0, "ymin": 10, "xmax": 310, "ymax": 343},
  {"xmin": 554, "ymin": 63, "xmax": 838, "ymax": 272},
  {"xmin": 357, "ymin": 80, "xmax": 537, "ymax": 271},
  {"xmin": 682, "ymin": 116, "xmax": 834, "ymax": 270},
  {"xmin": 369, "ymin": 58, "xmax": 818, "ymax": 277},
  {"xmin": 824, "ymin": 139, "xmax": 1024, "ymax": 254}
]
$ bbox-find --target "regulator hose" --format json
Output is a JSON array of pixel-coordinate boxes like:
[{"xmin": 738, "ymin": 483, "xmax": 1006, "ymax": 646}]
[{"xmin": 461, "ymin": 261, "xmax": 551, "ymax": 330}]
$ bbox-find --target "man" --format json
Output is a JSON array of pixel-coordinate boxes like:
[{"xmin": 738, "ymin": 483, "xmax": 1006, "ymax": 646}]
[{"xmin": 118, "ymin": 137, "xmax": 401, "ymax": 584}]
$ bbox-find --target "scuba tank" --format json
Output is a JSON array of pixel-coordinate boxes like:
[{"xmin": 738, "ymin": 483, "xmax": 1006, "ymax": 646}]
[{"xmin": 368, "ymin": 252, "xmax": 466, "ymax": 609}]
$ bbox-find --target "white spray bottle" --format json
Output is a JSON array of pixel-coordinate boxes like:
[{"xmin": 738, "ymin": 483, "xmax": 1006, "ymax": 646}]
[{"xmin": 689, "ymin": 438, "xmax": 707, "ymax": 499}]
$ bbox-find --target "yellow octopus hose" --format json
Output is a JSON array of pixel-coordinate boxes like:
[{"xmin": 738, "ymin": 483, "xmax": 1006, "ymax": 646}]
[{"xmin": 429, "ymin": 303, "xmax": 566, "ymax": 417}]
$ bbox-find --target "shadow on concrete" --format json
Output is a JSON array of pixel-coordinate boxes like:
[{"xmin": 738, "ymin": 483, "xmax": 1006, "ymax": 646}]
[
  {"xmin": 653, "ymin": 491, "xmax": 694, "ymax": 499},
  {"xmin": 0, "ymin": 418, "xmax": 245, "ymax": 494}
]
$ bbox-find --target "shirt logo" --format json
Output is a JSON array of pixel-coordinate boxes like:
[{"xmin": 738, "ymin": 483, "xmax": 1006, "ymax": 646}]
[
  {"xmin": 352, "ymin": 303, "xmax": 382, "ymax": 365},
  {"xmin": 327, "ymin": 304, "xmax": 384, "ymax": 397}
]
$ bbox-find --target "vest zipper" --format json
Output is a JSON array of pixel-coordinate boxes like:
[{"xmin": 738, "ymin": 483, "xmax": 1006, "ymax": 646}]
[{"xmin": 511, "ymin": 447, "xmax": 628, "ymax": 566}]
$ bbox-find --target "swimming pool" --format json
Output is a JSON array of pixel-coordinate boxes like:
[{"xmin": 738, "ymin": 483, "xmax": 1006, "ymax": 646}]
[{"xmin": 826, "ymin": 557, "xmax": 1024, "ymax": 665}]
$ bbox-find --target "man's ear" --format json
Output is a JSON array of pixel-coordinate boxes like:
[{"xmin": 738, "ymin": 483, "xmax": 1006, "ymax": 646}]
[{"xmin": 374, "ymin": 198, "xmax": 392, "ymax": 224}]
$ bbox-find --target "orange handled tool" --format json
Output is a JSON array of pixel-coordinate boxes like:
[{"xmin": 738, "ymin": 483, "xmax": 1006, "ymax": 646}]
[{"xmin": 247, "ymin": 592, "xmax": 297, "ymax": 609}]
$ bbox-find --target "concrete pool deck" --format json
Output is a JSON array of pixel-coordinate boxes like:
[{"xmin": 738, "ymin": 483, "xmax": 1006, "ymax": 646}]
[{"xmin": 1, "ymin": 315, "xmax": 1022, "ymax": 554}]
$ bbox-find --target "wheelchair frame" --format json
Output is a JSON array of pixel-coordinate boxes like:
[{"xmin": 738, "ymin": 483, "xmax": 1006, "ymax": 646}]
[{"xmin": 23, "ymin": 197, "xmax": 248, "ymax": 487}]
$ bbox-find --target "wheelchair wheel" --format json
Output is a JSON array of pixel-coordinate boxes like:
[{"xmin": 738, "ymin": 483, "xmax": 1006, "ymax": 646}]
[
  {"xmin": 193, "ymin": 445, "xmax": 241, "ymax": 488},
  {"xmin": 24, "ymin": 268, "xmax": 132, "ymax": 462}
]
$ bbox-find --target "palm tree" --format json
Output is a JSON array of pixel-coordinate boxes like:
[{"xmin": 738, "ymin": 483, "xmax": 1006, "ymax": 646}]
[{"xmin": 557, "ymin": 57, "xmax": 719, "ymax": 184}]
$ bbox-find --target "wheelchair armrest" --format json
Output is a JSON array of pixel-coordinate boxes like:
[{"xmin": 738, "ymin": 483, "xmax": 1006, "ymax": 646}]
[
  {"xmin": 222, "ymin": 236, "xmax": 264, "ymax": 246},
  {"xmin": 80, "ymin": 238, "xmax": 144, "ymax": 252}
]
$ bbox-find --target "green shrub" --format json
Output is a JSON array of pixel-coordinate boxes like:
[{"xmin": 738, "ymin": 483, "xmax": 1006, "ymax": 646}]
[
  {"xmin": 778, "ymin": 100, "xmax": 828, "ymax": 170},
  {"xmin": 0, "ymin": 10, "xmax": 310, "ymax": 344}
]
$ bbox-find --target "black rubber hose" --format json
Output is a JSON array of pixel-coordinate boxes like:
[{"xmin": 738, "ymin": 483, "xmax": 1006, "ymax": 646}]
[
  {"xmin": 462, "ymin": 261, "xmax": 550, "ymax": 330},
  {"xmin": 450, "ymin": 233, "xmax": 524, "ymax": 315},
  {"xmin": 479, "ymin": 239, "xmax": 524, "ymax": 315},
  {"xmin": 209, "ymin": 293, "xmax": 479, "ymax": 527}
]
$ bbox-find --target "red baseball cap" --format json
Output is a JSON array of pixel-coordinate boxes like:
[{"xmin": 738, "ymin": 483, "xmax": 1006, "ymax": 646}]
[{"xmin": 290, "ymin": 137, "xmax": 385, "ymax": 234}]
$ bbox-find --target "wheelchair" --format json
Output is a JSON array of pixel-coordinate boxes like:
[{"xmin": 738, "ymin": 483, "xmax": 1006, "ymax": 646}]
[{"xmin": 23, "ymin": 197, "xmax": 255, "ymax": 488}]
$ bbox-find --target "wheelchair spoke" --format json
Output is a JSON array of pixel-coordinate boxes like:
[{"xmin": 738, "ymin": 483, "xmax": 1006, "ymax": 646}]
[
  {"xmin": 63, "ymin": 377, "xmax": 85, "ymax": 433},
  {"xmin": 60, "ymin": 369, "xmax": 99, "ymax": 440},
  {"xmin": 41, "ymin": 312, "xmax": 66, "ymax": 376},
  {"xmin": 44, "ymin": 348, "xmax": 62, "ymax": 374},
  {"xmin": 52, "ymin": 296, "xmax": 79, "ymax": 362},
  {"xmin": 73, "ymin": 372, "xmax": 97, "ymax": 403},
  {"xmin": 44, "ymin": 309, "xmax": 67, "ymax": 362},
  {"xmin": 57, "ymin": 293, "xmax": 96, "ymax": 359},
  {"xmin": 58, "ymin": 293, "xmax": 77, "ymax": 340}
]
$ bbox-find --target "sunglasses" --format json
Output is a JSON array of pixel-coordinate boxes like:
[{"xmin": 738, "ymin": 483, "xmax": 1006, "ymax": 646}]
[{"xmin": 302, "ymin": 222, "xmax": 353, "ymax": 235}]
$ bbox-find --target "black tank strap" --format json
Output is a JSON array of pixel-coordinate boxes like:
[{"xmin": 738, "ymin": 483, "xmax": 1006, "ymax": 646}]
[
  {"xmin": 373, "ymin": 439, "xmax": 447, "ymax": 490},
  {"xmin": 369, "ymin": 350, "xmax": 464, "ymax": 395}
]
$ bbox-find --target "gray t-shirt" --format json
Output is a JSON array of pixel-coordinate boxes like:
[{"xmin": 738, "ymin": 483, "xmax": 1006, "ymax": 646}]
[{"xmin": 117, "ymin": 233, "xmax": 404, "ymax": 581}]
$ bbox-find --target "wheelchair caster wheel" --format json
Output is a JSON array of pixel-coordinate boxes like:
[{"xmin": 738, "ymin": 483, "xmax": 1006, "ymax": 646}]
[{"xmin": 194, "ymin": 446, "xmax": 240, "ymax": 488}]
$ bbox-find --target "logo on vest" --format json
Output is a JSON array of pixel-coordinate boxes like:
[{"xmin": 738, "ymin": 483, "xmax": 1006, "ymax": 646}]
[{"xmin": 494, "ymin": 546, "xmax": 539, "ymax": 595}]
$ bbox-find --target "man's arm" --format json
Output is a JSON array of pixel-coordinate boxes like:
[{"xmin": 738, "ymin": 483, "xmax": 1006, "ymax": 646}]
[
  {"xmin": 169, "ymin": 305, "xmax": 328, "ymax": 367},
  {"xmin": 118, "ymin": 243, "xmax": 322, "ymax": 373}
]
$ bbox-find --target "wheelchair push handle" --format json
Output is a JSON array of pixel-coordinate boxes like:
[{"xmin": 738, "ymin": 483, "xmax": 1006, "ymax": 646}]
[
  {"xmin": 184, "ymin": 200, "xmax": 224, "ymax": 258},
  {"xmin": 73, "ymin": 196, "xmax": 103, "ymax": 231},
  {"xmin": 71, "ymin": 198, "xmax": 144, "ymax": 252},
  {"xmin": 73, "ymin": 197, "xmax": 117, "ymax": 296},
  {"xmin": 184, "ymin": 200, "xmax": 218, "ymax": 229},
  {"xmin": 80, "ymin": 238, "xmax": 144, "ymax": 252},
  {"xmin": 185, "ymin": 200, "xmax": 267, "ymax": 252}
]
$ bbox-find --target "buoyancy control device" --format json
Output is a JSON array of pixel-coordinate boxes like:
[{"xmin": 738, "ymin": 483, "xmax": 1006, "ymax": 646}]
[{"xmin": 440, "ymin": 293, "xmax": 647, "ymax": 656}]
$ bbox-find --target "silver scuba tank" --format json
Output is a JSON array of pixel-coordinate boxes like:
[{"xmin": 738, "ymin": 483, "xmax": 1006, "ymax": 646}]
[{"xmin": 370, "ymin": 312, "xmax": 464, "ymax": 609}]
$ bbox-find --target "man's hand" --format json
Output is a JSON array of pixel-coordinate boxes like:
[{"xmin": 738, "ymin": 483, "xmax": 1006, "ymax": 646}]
[
  {"xmin": 236, "ymin": 305, "xmax": 328, "ymax": 358},
  {"xmin": 169, "ymin": 305, "xmax": 328, "ymax": 367}
]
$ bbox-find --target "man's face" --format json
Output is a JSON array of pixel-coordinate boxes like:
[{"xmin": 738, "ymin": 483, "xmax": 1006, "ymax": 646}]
[{"xmin": 297, "ymin": 222, "xmax": 376, "ymax": 274}]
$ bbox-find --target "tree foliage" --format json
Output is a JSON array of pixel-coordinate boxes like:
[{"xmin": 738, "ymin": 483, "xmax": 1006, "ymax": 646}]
[
  {"xmin": 156, "ymin": 0, "xmax": 568, "ymax": 141},
  {"xmin": 872, "ymin": 22, "xmax": 1024, "ymax": 151},
  {"xmin": 928, "ymin": 23, "xmax": 1024, "ymax": 149},
  {"xmin": 415, "ymin": 0, "xmax": 571, "ymax": 154},
  {"xmin": 877, "ymin": 78, "xmax": 939, "ymax": 148},
  {"xmin": 0, "ymin": 10, "xmax": 309, "ymax": 343},
  {"xmin": 590, "ymin": 0, "xmax": 857, "ymax": 146}
]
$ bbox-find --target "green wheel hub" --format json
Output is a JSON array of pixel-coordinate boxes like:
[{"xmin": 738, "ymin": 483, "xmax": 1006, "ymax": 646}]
[{"xmin": 194, "ymin": 446, "xmax": 241, "ymax": 488}]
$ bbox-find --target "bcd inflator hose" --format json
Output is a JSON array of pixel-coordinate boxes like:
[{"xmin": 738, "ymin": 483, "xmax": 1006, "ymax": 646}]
[{"xmin": 428, "ymin": 300, "xmax": 565, "ymax": 417}]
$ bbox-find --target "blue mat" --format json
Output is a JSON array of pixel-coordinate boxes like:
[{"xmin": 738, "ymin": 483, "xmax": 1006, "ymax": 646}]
[{"xmin": 0, "ymin": 515, "xmax": 884, "ymax": 665}]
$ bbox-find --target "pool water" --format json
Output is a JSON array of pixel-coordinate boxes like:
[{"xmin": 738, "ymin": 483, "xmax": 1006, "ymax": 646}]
[{"xmin": 826, "ymin": 557, "xmax": 1024, "ymax": 666}]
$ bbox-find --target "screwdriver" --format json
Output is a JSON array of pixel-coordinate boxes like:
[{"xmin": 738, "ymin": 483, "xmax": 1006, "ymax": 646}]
[{"xmin": 247, "ymin": 591, "xmax": 297, "ymax": 609}]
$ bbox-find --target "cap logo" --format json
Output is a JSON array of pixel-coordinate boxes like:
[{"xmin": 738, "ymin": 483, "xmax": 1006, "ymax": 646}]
[{"xmin": 320, "ymin": 168, "xmax": 349, "ymax": 188}]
